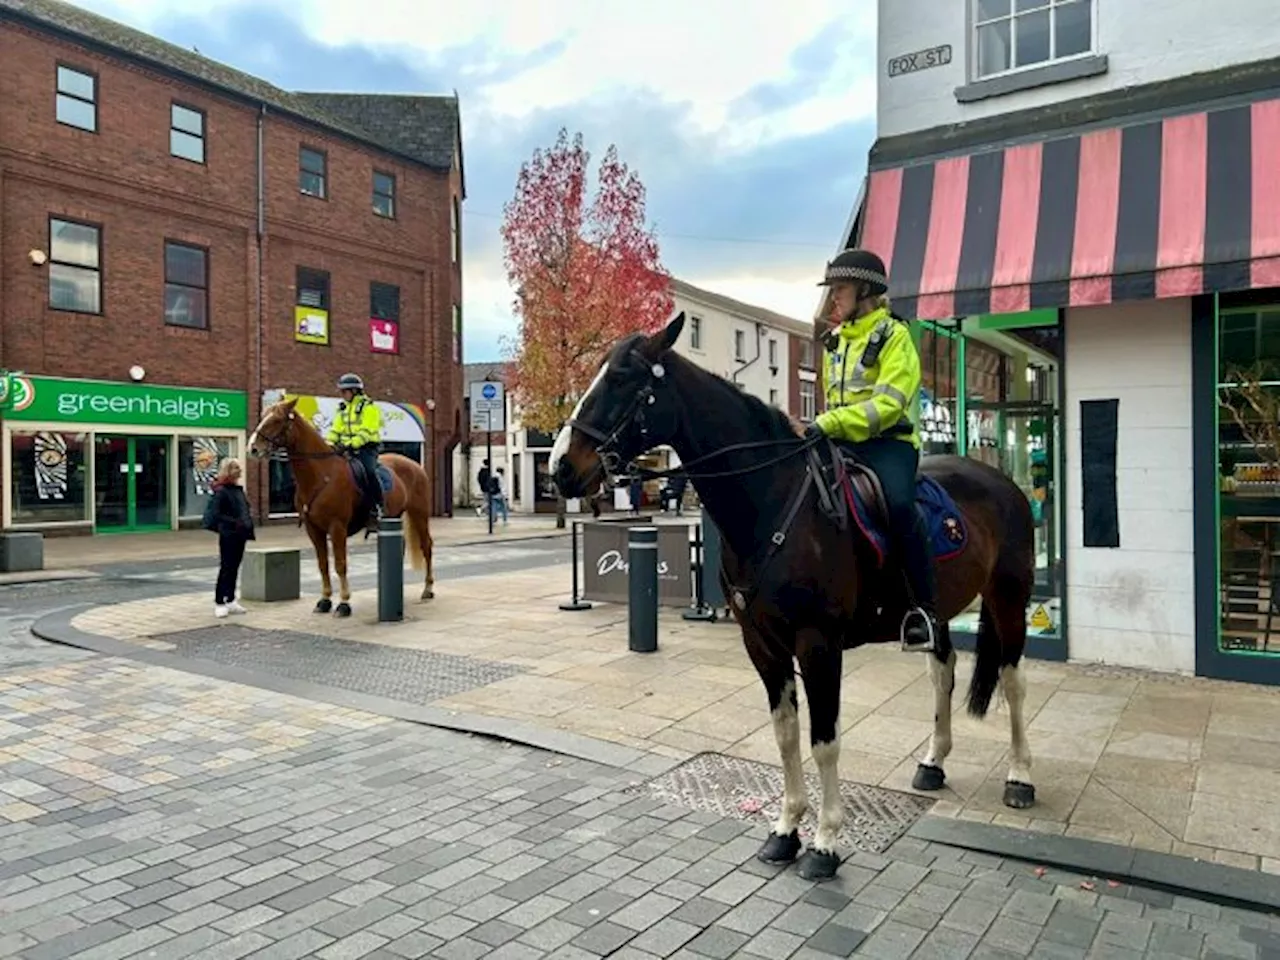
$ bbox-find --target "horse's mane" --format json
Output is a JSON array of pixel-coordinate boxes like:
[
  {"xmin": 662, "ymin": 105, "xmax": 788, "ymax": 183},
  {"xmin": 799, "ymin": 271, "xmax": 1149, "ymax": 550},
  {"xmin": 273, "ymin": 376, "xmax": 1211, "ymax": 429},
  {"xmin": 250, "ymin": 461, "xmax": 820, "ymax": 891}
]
[{"xmin": 669, "ymin": 351, "xmax": 798, "ymax": 443}]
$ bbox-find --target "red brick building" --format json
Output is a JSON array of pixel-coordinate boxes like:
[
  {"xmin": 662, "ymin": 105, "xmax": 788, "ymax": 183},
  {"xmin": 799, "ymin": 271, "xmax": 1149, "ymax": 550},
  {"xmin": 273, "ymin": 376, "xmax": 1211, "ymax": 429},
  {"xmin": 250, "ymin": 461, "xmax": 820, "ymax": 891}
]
[
  {"xmin": 788, "ymin": 332, "xmax": 818, "ymax": 423},
  {"xmin": 0, "ymin": 0, "xmax": 464, "ymax": 533}
]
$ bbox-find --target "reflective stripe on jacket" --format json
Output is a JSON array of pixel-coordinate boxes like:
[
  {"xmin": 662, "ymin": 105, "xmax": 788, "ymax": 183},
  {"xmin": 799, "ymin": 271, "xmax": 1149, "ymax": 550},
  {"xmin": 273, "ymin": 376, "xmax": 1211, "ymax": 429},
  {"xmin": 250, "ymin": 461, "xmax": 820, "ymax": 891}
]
[
  {"xmin": 815, "ymin": 306, "xmax": 921, "ymax": 448},
  {"xmin": 326, "ymin": 395, "xmax": 382, "ymax": 448}
]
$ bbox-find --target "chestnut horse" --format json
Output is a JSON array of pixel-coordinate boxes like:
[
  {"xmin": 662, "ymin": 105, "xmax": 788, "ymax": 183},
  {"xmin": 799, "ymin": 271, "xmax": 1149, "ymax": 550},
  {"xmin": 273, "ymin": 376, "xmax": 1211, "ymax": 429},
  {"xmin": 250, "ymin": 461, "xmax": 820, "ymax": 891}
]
[
  {"xmin": 551, "ymin": 314, "xmax": 1037, "ymax": 882},
  {"xmin": 248, "ymin": 398, "xmax": 435, "ymax": 616}
]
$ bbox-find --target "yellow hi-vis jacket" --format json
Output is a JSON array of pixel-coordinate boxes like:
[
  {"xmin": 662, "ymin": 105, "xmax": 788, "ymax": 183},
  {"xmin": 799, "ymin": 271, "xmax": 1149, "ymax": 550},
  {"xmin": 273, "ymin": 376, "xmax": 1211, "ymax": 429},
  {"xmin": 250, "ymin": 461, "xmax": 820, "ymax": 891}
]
[
  {"xmin": 815, "ymin": 307, "xmax": 921, "ymax": 449},
  {"xmin": 326, "ymin": 395, "xmax": 383, "ymax": 449}
]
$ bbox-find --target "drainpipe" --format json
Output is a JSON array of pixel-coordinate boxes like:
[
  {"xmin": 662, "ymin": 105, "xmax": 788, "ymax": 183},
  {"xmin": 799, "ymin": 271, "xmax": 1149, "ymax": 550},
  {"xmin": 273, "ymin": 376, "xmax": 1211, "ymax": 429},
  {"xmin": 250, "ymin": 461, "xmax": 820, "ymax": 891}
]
[
  {"xmin": 254, "ymin": 104, "xmax": 267, "ymax": 518},
  {"xmin": 731, "ymin": 321, "xmax": 765, "ymax": 388}
]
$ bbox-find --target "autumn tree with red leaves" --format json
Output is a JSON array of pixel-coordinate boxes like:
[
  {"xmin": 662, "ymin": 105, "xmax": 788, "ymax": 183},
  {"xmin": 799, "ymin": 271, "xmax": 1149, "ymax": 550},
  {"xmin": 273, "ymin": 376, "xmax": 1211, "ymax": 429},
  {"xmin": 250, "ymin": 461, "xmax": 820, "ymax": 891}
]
[{"xmin": 501, "ymin": 129, "xmax": 673, "ymax": 435}]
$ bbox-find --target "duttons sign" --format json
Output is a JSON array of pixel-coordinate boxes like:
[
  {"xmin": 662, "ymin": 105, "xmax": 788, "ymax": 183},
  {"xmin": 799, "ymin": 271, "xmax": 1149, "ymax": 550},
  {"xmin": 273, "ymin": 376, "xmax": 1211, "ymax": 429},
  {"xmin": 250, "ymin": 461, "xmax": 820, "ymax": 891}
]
[{"xmin": 580, "ymin": 521, "xmax": 692, "ymax": 607}]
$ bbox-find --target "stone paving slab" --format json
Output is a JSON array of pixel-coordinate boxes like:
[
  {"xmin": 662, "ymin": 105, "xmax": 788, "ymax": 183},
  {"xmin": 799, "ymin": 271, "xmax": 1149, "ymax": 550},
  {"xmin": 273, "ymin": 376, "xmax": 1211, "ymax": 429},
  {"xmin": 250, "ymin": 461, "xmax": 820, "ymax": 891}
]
[
  {"xmin": 65, "ymin": 566, "xmax": 1280, "ymax": 874},
  {"xmin": 41, "ymin": 514, "xmax": 572, "ymax": 571},
  {"xmin": 0, "ymin": 653, "xmax": 1275, "ymax": 960}
]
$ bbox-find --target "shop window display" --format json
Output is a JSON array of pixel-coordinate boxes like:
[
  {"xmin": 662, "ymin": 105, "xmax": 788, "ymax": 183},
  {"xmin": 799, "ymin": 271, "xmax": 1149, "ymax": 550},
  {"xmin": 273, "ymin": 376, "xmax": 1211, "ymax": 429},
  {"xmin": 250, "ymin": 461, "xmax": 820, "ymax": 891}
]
[
  {"xmin": 10, "ymin": 431, "xmax": 89, "ymax": 524},
  {"xmin": 1217, "ymin": 302, "xmax": 1280, "ymax": 654}
]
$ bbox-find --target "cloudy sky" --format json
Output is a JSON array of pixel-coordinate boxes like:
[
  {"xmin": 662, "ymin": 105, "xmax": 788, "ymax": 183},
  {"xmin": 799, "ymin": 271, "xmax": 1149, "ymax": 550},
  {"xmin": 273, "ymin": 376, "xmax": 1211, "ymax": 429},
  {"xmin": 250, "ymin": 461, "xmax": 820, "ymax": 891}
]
[{"xmin": 78, "ymin": 0, "xmax": 877, "ymax": 361}]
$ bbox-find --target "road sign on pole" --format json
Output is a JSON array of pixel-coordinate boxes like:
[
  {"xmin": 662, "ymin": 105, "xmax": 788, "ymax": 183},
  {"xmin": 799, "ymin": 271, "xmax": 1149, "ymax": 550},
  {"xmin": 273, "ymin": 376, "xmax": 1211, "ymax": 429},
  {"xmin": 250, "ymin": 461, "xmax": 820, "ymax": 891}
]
[{"xmin": 469, "ymin": 380, "xmax": 506, "ymax": 433}]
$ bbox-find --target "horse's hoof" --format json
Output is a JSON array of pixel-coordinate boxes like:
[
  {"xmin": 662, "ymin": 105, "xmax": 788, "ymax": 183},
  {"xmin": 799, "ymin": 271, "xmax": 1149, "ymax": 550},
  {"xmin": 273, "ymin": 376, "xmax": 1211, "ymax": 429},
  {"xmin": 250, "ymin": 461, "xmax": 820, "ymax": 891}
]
[
  {"xmin": 756, "ymin": 830, "xmax": 802, "ymax": 865},
  {"xmin": 1003, "ymin": 780, "xmax": 1036, "ymax": 809},
  {"xmin": 314, "ymin": 599, "xmax": 333, "ymax": 614},
  {"xmin": 334, "ymin": 603, "xmax": 352, "ymax": 618},
  {"xmin": 421, "ymin": 589, "xmax": 434, "ymax": 601},
  {"xmin": 912, "ymin": 764, "xmax": 946, "ymax": 792},
  {"xmin": 797, "ymin": 847, "xmax": 841, "ymax": 882}
]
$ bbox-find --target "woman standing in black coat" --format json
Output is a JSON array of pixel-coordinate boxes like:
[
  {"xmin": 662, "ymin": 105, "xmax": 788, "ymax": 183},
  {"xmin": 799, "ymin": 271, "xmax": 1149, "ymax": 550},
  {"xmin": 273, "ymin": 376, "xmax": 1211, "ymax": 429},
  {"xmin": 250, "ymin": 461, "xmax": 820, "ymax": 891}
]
[{"xmin": 210, "ymin": 457, "xmax": 255, "ymax": 618}]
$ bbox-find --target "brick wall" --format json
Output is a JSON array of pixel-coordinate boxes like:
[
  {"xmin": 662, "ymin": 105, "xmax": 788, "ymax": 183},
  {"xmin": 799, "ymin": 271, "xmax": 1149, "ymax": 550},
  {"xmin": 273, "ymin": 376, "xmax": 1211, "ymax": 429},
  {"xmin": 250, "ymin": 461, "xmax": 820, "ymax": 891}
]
[{"xmin": 0, "ymin": 20, "xmax": 463, "ymax": 516}]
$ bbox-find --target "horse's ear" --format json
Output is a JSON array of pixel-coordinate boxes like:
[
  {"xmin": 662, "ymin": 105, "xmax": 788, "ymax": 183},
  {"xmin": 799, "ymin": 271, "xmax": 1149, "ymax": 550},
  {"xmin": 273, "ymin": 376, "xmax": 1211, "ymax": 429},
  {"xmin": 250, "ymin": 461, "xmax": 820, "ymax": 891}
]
[
  {"xmin": 642, "ymin": 312, "xmax": 685, "ymax": 359},
  {"xmin": 282, "ymin": 398, "xmax": 298, "ymax": 413}
]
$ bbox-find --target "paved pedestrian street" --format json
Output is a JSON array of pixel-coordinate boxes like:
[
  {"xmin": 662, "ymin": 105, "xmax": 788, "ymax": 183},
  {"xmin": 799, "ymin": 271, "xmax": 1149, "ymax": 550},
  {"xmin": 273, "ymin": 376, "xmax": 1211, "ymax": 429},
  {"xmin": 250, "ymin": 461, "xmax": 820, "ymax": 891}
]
[{"xmin": 0, "ymin": 655, "xmax": 1275, "ymax": 959}]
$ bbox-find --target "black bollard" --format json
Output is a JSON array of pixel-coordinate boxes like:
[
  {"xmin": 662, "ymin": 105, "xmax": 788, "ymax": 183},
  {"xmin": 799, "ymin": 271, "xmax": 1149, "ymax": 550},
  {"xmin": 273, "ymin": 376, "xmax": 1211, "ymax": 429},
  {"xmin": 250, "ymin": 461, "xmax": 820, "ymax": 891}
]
[
  {"xmin": 378, "ymin": 517, "xmax": 404, "ymax": 623},
  {"xmin": 628, "ymin": 526, "xmax": 659, "ymax": 653},
  {"xmin": 559, "ymin": 521, "xmax": 593, "ymax": 612}
]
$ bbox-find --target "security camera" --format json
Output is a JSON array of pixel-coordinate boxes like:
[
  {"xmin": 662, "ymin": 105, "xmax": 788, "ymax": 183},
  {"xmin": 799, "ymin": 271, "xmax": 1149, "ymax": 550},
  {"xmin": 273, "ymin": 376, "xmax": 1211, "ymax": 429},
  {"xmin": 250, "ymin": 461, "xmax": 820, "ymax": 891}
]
[{"xmin": 28, "ymin": 250, "xmax": 47, "ymax": 266}]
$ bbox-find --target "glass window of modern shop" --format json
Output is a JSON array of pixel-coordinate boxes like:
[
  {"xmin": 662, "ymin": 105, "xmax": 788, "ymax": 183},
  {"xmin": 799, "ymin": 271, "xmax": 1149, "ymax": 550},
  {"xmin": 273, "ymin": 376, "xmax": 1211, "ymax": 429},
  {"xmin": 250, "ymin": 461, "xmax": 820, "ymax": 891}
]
[
  {"xmin": 1215, "ymin": 296, "xmax": 1280, "ymax": 657},
  {"xmin": 914, "ymin": 309, "xmax": 1065, "ymax": 647},
  {"xmin": 9, "ymin": 431, "xmax": 236, "ymax": 531}
]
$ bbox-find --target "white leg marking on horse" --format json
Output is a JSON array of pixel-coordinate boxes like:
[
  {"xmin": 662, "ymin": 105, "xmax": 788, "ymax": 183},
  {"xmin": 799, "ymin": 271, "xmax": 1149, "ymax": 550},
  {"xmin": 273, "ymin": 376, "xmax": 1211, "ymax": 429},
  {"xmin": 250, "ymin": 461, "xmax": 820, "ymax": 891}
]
[
  {"xmin": 771, "ymin": 678, "xmax": 807, "ymax": 836},
  {"xmin": 811, "ymin": 738, "xmax": 843, "ymax": 854},
  {"xmin": 922, "ymin": 649, "xmax": 956, "ymax": 768},
  {"xmin": 550, "ymin": 361, "xmax": 607, "ymax": 476},
  {"xmin": 1001, "ymin": 664, "xmax": 1033, "ymax": 784}
]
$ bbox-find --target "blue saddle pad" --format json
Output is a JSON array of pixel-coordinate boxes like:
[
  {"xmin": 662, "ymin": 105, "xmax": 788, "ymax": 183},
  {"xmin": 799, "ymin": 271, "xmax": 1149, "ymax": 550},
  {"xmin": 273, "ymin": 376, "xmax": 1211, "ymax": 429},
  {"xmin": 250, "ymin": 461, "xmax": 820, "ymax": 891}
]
[
  {"xmin": 350, "ymin": 461, "xmax": 395, "ymax": 494},
  {"xmin": 847, "ymin": 474, "xmax": 968, "ymax": 568}
]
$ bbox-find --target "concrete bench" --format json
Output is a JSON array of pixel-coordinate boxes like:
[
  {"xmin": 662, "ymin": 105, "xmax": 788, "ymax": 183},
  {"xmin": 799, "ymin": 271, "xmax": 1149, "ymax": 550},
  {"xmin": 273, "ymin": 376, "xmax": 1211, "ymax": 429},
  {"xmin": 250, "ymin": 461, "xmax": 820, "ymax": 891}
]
[
  {"xmin": 0, "ymin": 532, "xmax": 43, "ymax": 573},
  {"xmin": 241, "ymin": 546, "xmax": 301, "ymax": 603}
]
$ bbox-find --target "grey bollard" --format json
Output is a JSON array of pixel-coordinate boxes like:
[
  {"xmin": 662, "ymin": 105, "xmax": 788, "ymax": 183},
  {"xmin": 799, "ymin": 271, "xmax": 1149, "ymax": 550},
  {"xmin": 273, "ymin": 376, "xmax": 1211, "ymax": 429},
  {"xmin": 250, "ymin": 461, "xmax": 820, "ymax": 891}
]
[
  {"xmin": 700, "ymin": 507, "xmax": 727, "ymax": 610},
  {"xmin": 378, "ymin": 517, "xmax": 404, "ymax": 623},
  {"xmin": 628, "ymin": 526, "xmax": 659, "ymax": 653}
]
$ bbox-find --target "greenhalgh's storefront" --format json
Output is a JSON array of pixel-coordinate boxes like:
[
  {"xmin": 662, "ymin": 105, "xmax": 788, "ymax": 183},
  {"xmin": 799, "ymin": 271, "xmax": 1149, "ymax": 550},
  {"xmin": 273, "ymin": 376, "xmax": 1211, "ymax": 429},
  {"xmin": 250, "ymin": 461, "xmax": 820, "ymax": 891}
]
[{"xmin": 0, "ymin": 374, "xmax": 248, "ymax": 534}]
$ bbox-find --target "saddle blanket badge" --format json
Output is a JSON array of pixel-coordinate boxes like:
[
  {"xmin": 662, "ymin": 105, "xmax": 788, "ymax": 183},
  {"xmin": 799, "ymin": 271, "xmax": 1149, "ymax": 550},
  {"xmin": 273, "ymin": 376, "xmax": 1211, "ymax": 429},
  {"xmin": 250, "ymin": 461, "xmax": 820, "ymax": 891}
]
[{"xmin": 942, "ymin": 515, "xmax": 963, "ymax": 543}]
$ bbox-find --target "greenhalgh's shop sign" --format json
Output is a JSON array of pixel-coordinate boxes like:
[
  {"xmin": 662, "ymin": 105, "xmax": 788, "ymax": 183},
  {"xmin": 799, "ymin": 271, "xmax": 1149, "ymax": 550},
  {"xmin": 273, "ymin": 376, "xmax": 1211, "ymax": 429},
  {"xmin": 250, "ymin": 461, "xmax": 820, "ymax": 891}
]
[{"xmin": 0, "ymin": 373, "xmax": 247, "ymax": 431}]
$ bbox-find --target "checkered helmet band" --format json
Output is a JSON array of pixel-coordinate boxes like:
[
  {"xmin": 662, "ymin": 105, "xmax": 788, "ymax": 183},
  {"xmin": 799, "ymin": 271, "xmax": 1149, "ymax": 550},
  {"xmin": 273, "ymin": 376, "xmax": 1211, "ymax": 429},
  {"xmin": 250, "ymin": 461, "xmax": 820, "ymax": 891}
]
[{"xmin": 823, "ymin": 264, "xmax": 887, "ymax": 287}]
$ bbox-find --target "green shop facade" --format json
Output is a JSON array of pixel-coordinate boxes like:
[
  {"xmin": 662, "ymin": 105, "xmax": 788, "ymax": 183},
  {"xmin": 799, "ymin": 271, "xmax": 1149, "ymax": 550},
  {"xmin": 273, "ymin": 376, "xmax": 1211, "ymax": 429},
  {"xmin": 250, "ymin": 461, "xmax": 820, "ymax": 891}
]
[{"xmin": 0, "ymin": 374, "xmax": 248, "ymax": 534}]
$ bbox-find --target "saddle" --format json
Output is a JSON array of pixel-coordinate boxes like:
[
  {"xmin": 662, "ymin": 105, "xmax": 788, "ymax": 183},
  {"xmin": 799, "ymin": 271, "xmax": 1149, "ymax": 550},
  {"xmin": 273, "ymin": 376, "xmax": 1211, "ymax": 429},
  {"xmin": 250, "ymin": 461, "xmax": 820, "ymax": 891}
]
[
  {"xmin": 345, "ymin": 457, "xmax": 393, "ymax": 538},
  {"xmin": 805, "ymin": 440, "xmax": 887, "ymax": 534},
  {"xmin": 805, "ymin": 440, "xmax": 968, "ymax": 571}
]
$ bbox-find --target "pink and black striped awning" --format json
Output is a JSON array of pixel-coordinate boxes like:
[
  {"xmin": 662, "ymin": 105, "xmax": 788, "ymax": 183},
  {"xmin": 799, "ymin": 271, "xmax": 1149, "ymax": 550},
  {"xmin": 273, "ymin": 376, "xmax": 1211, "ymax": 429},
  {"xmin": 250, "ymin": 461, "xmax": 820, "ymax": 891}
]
[{"xmin": 858, "ymin": 97, "xmax": 1280, "ymax": 320}]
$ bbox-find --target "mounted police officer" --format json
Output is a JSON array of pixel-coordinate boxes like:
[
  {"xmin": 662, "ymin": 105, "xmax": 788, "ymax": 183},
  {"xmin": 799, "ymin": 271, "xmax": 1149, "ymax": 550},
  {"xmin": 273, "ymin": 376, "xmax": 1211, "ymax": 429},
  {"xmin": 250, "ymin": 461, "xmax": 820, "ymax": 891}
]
[
  {"xmin": 326, "ymin": 373, "xmax": 384, "ymax": 532},
  {"xmin": 806, "ymin": 249, "xmax": 938, "ymax": 653}
]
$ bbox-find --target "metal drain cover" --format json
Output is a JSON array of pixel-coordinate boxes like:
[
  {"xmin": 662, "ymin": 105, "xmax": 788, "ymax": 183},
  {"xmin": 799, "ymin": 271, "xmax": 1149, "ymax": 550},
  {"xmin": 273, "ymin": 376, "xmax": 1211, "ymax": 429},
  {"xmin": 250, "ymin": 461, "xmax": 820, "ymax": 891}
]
[
  {"xmin": 153, "ymin": 625, "xmax": 525, "ymax": 703},
  {"xmin": 633, "ymin": 752, "xmax": 934, "ymax": 855}
]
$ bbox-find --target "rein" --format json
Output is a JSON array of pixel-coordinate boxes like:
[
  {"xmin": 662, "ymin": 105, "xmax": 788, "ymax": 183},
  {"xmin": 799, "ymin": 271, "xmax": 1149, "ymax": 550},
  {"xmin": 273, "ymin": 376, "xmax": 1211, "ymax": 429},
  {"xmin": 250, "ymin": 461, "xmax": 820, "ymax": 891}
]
[
  {"xmin": 569, "ymin": 352, "xmax": 832, "ymax": 646},
  {"xmin": 567, "ymin": 349, "xmax": 822, "ymax": 484}
]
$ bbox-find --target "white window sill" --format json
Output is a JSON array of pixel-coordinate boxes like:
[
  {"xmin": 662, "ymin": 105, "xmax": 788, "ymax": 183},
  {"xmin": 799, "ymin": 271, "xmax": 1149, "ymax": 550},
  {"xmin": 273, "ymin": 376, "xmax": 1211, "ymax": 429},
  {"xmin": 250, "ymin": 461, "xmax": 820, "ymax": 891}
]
[{"xmin": 956, "ymin": 53, "xmax": 1108, "ymax": 103}]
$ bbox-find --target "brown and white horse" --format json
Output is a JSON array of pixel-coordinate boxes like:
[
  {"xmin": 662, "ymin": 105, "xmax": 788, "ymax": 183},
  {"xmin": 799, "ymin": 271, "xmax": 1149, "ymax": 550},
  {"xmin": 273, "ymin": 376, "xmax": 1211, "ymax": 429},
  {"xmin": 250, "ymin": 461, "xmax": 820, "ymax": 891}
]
[{"xmin": 551, "ymin": 314, "xmax": 1037, "ymax": 881}]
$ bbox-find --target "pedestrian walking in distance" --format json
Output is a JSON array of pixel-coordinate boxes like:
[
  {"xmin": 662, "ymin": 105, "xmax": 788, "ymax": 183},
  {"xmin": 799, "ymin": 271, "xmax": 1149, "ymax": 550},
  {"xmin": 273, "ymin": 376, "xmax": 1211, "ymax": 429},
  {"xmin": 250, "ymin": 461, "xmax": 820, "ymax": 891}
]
[{"xmin": 210, "ymin": 457, "xmax": 254, "ymax": 618}]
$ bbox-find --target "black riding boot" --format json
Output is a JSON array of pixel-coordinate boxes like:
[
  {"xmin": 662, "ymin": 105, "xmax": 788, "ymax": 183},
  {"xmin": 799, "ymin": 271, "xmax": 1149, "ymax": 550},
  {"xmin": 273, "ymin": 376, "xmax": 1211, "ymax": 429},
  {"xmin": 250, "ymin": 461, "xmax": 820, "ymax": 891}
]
[{"xmin": 900, "ymin": 505, "xmax": 939, "ymax": 653}]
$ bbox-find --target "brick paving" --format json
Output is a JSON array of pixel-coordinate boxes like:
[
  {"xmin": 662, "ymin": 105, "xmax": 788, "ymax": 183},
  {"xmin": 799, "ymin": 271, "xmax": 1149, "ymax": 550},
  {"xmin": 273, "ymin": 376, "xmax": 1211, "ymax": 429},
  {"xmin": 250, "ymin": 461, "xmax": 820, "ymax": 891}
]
[
  {"xmin": 72, "ymin": 565, "xmax": 1280, "ymax": 871},
  {"xmin": 0, "ymin": 654, "xmax": 1274, "ymax": 959}
]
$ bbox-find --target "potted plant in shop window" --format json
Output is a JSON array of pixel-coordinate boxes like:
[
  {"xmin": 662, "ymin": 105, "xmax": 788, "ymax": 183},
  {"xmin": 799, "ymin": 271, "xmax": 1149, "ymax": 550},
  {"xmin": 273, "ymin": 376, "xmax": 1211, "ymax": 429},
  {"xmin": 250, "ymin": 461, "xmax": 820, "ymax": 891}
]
[{"xmin": 1220, "ymin": 362, "xmax": 1280, "ymax": 495}]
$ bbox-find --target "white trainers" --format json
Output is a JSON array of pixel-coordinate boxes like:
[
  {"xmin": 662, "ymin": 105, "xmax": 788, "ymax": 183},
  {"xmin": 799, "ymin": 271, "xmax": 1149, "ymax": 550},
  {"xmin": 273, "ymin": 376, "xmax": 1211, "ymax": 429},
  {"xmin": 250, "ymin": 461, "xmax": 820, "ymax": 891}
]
[
  {"xmin": 214, "ymin": 604, "xmax": 229, "ymax": 619},
  {"xmin": 227, "ymin": 601, "xmax": 248, "ymax": 616}
]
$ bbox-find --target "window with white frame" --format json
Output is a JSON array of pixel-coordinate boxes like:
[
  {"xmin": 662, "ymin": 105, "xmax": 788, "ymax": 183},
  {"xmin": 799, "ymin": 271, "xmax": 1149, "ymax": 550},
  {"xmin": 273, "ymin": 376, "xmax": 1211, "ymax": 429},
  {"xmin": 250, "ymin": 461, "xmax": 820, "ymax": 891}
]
[
  {"xmin": 689, "ymin": 316, "xmax": 702, "ymax": 350},
  {"xmin": 734, "ymin": 329, "xmax": 746, "ymax": 362},
  {"xmin": 974, "ymin": 0, "xmax": 1093, "ymax": 80},
  {"xmin": 769, "ymin": 388, "xmax": 779, "ymax": 406},
  {"xmin": 800, "ymin": 380, "xmax": 816, "ymax": 421},
  {"xmin": 768, "ymin": 338, "xmax": 778, "ymax": 367}
]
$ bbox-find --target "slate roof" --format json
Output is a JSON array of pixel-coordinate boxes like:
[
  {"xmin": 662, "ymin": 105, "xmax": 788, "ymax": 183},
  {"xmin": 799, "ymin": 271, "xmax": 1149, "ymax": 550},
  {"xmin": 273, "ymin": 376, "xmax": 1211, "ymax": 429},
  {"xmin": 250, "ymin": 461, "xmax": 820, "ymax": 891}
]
[
  {"xmin": 462, "ymin": 361, "xmax": 510, "ymax": 385},
  {"xmin": 0, "ymin": 0, "xmax": 461, "ymax": 176},
  {"xmin": 670, "ymin": 278, "xmax": 812, "ymax": 336}
]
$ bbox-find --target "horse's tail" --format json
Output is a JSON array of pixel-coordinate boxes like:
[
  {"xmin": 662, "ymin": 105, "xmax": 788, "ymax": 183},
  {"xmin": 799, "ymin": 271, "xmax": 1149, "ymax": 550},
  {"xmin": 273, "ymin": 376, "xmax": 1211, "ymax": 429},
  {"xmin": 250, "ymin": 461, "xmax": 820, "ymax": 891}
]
[
  {"xmin": 965, "ymin": 602, "xmax": 1001, "ymax": 719},
  {"xmin": 404, "ymin": 512, "xmax": 425, "ymax": 571}
]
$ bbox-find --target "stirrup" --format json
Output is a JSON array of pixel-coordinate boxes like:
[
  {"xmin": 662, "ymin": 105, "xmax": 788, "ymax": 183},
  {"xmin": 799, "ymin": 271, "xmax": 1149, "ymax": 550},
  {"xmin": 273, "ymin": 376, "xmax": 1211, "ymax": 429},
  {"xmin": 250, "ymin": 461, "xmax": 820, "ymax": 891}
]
[{"xmin": 900, "ymin": 607, "xmax": 937, "ymax": 653}]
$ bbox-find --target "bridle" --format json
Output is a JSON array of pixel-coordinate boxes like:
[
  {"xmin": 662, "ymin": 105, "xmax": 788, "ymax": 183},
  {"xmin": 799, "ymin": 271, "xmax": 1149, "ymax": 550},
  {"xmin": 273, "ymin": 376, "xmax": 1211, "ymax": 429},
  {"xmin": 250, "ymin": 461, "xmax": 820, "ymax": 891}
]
[
  {"xmin": 566, "ymin": 349, "xmax": 822, "ymax": 487},
  {"xmin": 251, "ymin": 410, "xmax": 340, "ymax": 461}
]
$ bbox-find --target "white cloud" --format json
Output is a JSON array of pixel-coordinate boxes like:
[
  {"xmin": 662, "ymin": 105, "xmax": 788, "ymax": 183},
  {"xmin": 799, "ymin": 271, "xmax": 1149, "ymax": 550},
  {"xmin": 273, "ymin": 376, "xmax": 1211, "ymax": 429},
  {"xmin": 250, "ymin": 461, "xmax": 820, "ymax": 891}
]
[
  {"xmin": 81, "ymin": 0, "xmax": 872, "ymax": 359},
  {"xmin": 92, "ymin": 0, "xmax": 877, "ymax": 148}
]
